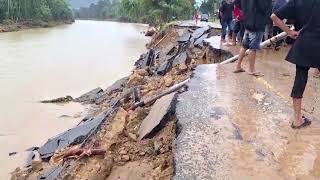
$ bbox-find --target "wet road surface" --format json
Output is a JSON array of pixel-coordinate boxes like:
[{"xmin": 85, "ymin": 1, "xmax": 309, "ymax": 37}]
[{"xmin": 174, "ymin": 46, "xmax": 320, "ymax": 179}]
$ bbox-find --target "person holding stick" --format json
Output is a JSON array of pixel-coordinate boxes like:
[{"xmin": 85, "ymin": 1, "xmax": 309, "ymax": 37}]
[{"xmin": 271, "ymin": 0, "xmax": 320, "ymax": 129}]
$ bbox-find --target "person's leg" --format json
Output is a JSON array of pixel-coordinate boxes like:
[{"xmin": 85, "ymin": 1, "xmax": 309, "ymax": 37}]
[
  {"xmin": 234, "ymin": 30, "xmax": 249, "ymax": 72},
  {"xmin": 248, "ymin": 50, "xmax": 257, "ymax": 73},
  {"xmin": 221, "ymin": 20, "xmax": 227, "ymax": 43},
  {"xmin": 228, "ymin": 19, "xmax": 235, "ymax": 45},
  {"xmin": 291, "ymin": 65, "xmax": 310, "ymax": 127},
  {"xmin": 235, "ymin": 47, "xmax": 247, "ymax": 72},
  {"xmin": 247, "ymin": 31, "xmax": 264, "ymax": 76}
]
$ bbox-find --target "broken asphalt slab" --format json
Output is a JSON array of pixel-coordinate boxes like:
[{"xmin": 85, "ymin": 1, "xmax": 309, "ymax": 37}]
[
  {"xmin": 38, "ymin": 111, "xmax": 111, "ymax": 161},
  {"xmin": 138, "ymin": 93, "xmax": 177, "ymax": 140}
]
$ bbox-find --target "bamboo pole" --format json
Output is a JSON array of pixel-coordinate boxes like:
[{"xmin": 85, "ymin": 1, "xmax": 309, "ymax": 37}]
[{"xmin": 220, "ymin": 31, "xmax": 289, "ymax": 65}]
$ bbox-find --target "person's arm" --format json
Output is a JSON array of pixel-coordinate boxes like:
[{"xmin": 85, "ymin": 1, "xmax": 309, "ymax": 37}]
[
  {"xmin": 271, "ymin": 13, "xmax": 299, "ymax": 39},
  {"xmin": 271, "ymin": 0, "xmax": 299, "ymax": 39}
]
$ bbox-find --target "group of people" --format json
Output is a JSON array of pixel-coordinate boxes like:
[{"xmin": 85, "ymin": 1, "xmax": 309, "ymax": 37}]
[
  {"xmin": 219, "ymin": 0, "xmax": 288, "ymax": 47},
  {"xmin": 220, "ymin": 0, "xmax": 320, "ymax": 129}
]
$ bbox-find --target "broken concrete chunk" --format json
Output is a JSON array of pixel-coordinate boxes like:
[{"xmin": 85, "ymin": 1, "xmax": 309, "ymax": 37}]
[
  {"xmin": 104, "ymin": 77, "xmax": 128, "ymax": 95},
  {"xmin": 138, "ymin": 93, "xmax": 177, "ymax": 140},
  {"xmin": 172, "ymin": 51, "xmax": 187, "ymax": 67},
  {"xmin": 194, "ymin": 33, "xmax": 209, "ymax": 46},
  {"xmin": 157, "ymin": 61, "xmax": 172, "ymax": 76},
  {"xmin": 41, "ymin": 96, "xmax": 73, "ymax": 103},
  {"xmin": 74, "ymin": 88, "xmax": 104, "ymax": 104},
  {"xmin": 142, "ymin": 49, "xmax": 155, "ymax": 68},
  {"xmin": 177, "ymin": 32, "xmax": 191, "ymax": 43},
  {"xmin": 38, "ymin": 111, "xmax": 110, "ymax": 161},
  {"xmin": 191, "ymin": 26, "xmax": 210, "ymax": 40}
]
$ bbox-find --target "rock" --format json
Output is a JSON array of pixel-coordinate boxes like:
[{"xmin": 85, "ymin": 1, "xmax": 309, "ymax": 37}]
[
  {"xmin": 138, "ymin": 93, "xmax": 177, "ymax": 140},
  {"xmin": 164, "ymin": 76, "xmax": 174, "ymax": 87},
  {"xmin": 172, "ymin": 51, "xmax": 187, "ymax": 67},
  {"xmin": 141, "ymin": 49, "xmax": 155, "ymax": 68},
  {"xmin": 139, "ymin": 151, "xmax": 146, "ymax": 156},
  {"xmin": 128, "ymin": 73, "xmax": 144, "ymax": 87},
  {"xmin": 41, "ymin": 96, "xmax": 73, "ymax": 103},
  {"xmin": 9, "ymin": 152, "xmax": 18, "ymax": 156},
  {"xmin": 38, "ymin": 111, "xmax": 111, "ymax": 161},
  {"xmin": 74, "ymin": 88, "xmax": 104, "ymax": 104},
  {"xmin": 119, "ymin": 150, "xmax": 128, "ymax": 155},
  {"xmin": 24, "ymin": 151, "xmax": 35, "ymax": 168},
  {"xmin": 128, "ymin": 133, "xmax": 138, "ymax": 141},
  {"xmin": 178, "ymin": 32, "xmax": 191, "ymax": 43},
  {"xmin": 31, "ymin": 160, "xmax": 43, "ymax": 172},
  {"xmin": 178, "ymin": 63, "xmax": 188, "ymax": 73},
  {"xmin": 39, "ymin": 166, "xmax": 64, "ymax": 180},
  {"xmin": 121, "ymin": 155, "xmax": 130, "ymax": 162},
  {"xmin": 135, "ymin": 69, "xmax": 149, "ymax": 76},
  {"xmin": 157, "ymin": 60, "xmax": 173, "ymax": 76},
  {"xmin": 104, "ymin": 77, "xmax": 129, "ymax": 95},
  {"xmin": 145, "ymin": 27, "xmax": 156, "ymax": 36}
]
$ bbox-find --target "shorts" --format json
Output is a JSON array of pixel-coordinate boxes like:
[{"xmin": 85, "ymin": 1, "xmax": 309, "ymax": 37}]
[{"xmin": 242, "ymin": 30, "xmax": 264, "ymax": 50}]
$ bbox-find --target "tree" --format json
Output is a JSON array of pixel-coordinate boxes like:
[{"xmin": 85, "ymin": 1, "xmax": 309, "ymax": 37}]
[{"xmin": 0, "ymin": 0, "xmax": 73, "ymax": 22}]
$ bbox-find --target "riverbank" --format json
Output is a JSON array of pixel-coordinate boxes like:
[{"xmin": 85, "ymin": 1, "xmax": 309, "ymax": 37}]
[
  {"xmin": 0, "ymin": 20, "xmax": 74, "ymax": 33},
  {"xmin": 10, "ymin": 23, "xmax": 223, "ymax": 179}
]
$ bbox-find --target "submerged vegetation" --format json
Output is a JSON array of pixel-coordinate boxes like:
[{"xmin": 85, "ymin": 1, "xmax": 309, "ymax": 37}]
[
  {"xmin": 74, "ymin": 0, "xmax": 196, "ymax": 25},
  {"xmin": 0, "ymin": 0, "xmax": 73, "ymax": 23}
]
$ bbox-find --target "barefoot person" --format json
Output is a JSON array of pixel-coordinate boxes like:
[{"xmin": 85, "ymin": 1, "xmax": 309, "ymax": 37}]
[
  {"xmin": 271, "ymin": 0, "xmax": 320, "ymax": 128},
  {"xmin": 234, "ymin": 0, "xmax": 272, "ymax": 76},
  {"xmin": 220, "ymin": 0, "xmax": 234, "ymax": 44}
]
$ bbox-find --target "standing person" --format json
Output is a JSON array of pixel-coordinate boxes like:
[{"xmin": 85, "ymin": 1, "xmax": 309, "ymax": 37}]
[
  {"xmin": 220, "ymin": 0, "xmax": 234, "ymax": 44},
  {"xmin": 234, "ymin": 0, "xmax": 272, "ymax": 76},
  {"xmin": 232, "ymin": 0, "xmax": 244, "ymax": 45},
  {"xmin": 271, "ymin": 0, "xmax": 320, "ymax": 128}
]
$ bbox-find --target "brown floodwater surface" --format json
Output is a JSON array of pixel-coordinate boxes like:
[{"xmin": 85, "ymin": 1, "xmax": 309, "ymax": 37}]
[{"xmin": 0, "ymin": 20, "xmax": 149, "ymax": 179}]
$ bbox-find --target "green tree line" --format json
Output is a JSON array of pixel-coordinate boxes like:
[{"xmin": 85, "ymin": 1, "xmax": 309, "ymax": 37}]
[
  {"xmin": 0, "ymin": 0, "xmax": 73, "ymax": 22},
  {"xmin": 74, "ymin": 0, "xmax": 196, "ymax": 25}
]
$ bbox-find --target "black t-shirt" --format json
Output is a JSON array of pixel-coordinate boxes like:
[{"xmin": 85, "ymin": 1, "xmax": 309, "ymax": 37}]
[
  {"xmin": 274, "ymin": 0, "xmax": 320, "ymax": 67},
  {"xmin": 221, "ymin": 1, "xmax": 234, "ymax": 21}
]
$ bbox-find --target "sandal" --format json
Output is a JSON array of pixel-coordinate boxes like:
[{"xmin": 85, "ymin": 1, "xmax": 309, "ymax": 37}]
[
  {"xmin": 234, "ymin": 68, "xmax": 246, "ymax": 73},
  {"xmin": 291, "ymin": 116, "xmax": 312, "ymax": 129},
  {"xmin": 248, "ymin": 72, "xmax": 264, "ymax": 77}
]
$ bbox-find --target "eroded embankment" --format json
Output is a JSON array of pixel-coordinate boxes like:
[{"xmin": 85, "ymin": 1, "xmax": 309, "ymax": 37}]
[{"xmin": 10, "ymin": 24, "xmax": 231, "ymax": 180}]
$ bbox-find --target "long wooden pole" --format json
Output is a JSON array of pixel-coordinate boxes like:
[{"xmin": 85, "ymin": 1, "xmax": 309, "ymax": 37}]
[{"xmin": 220, "ymin": 31, "xmax": 289, "ymax": 65}]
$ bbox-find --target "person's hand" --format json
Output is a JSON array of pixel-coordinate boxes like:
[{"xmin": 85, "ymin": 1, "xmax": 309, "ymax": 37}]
[{"xmin": 288, "ymin": 30, "xmax": 299, "ymax": 39}]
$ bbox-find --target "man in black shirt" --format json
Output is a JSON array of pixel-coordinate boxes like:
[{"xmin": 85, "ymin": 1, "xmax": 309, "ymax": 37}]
[
  {"xmin": 271, "ymin": 0, "xmax": 320, "ymax": 129},
  {"xmin": 220, "ymin": 0, "xmax": 234, "ymax": 44},
  {"xmin": 234, "ymin": 0, "xmax": 272, "ymax": 76}
]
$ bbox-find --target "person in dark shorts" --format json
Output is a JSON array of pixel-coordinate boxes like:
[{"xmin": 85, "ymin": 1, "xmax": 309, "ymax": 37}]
[
  {"xmin": 234, "ymin": 0, "xmax": 272, "ymax": 76},
  {"xmin": 271, "ymin": 0, "xmax": 320, "ymax": 129},
  {"xmin": 220, "ymin": 0, "xmax": 234, "ymax": 44}
]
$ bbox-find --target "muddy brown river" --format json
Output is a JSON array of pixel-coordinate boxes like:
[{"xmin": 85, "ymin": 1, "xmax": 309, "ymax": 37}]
[{"xmin": 0, "ymin": 20, "xmax": 149, "ymax": 179}]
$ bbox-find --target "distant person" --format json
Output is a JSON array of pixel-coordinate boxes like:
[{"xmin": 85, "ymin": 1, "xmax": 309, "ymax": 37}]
[
  {"xmin": 272, "ymin": 0, "xmax": 288, "ymax": 50},
  {"xmin": 220, "ymin": 0, "xmax": 234, "ymax": 44},
  {"xmin": 271, "ymin": 0, "xmax": 320, "ymax": 129},
  {"xmin": 234, "ymin": 0, "xmax": 272, "ymax": 76},
  {"xmin": 232, "ymin": 0, "xmax": 244, "ymax": 45}
]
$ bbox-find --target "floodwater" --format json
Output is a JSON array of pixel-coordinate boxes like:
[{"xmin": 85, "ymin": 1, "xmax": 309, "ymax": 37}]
[{"xmin": 0, "ymin": 20, "xmax": 149, "ymax": 179}]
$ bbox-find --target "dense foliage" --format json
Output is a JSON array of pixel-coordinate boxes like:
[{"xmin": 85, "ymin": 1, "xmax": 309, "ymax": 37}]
[
  {"xmin": 199, "ymin": 0, "xmax": 220, "ymax": 16},
  {"xmin": 0, "ymin": 0, "xmax": 73, "ymax": 22},
  {"xmin": 74, "ymin": 0, "xmax": 196, "ymax": 25}
]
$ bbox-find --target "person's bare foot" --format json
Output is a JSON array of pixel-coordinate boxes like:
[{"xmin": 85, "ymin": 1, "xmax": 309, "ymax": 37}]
[{"xmin": 234, "ymin": 68, "xmax": 245, "ymax": 73}]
